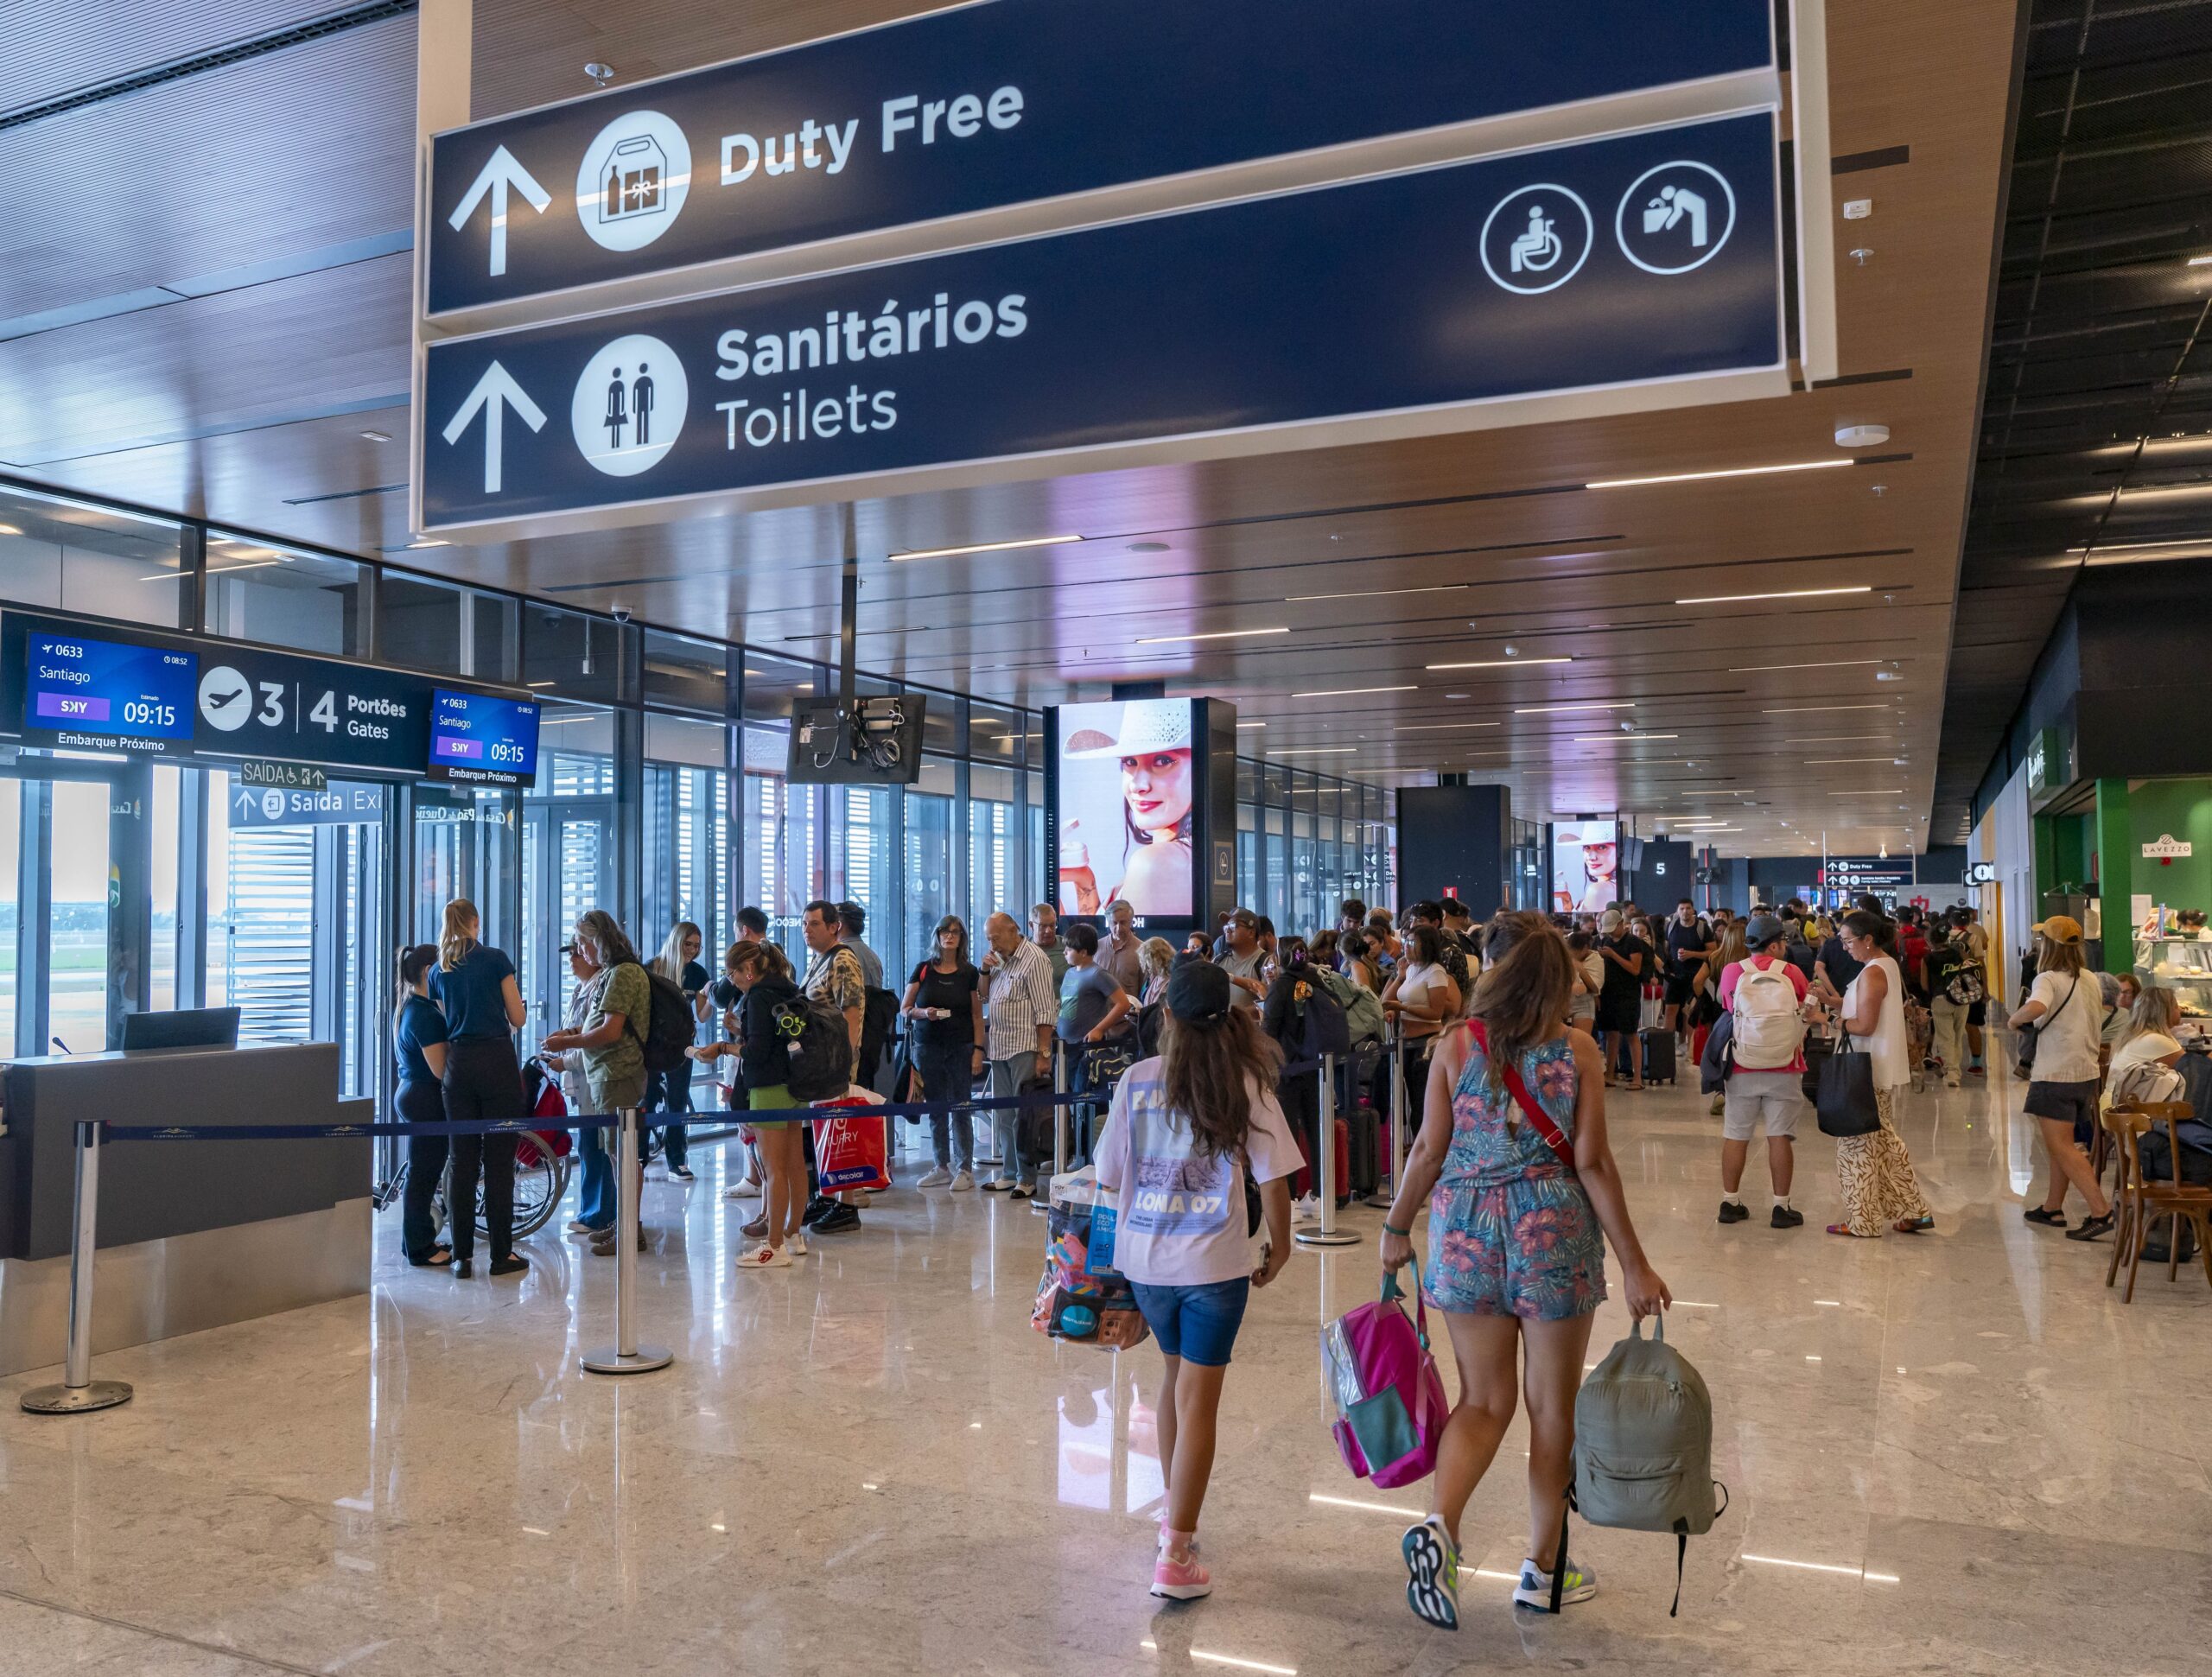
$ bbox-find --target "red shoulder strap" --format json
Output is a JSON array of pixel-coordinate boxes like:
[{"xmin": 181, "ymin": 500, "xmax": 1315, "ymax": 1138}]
[{"xmin": 1466, "ymin": 1020, "xmax": 1577, "ymax": 1171}]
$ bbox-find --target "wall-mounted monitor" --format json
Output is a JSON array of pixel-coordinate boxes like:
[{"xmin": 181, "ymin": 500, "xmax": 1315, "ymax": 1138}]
[
  {"xmin": 1551, "ymin": 816, "xmax": 1620, "ymax": 915},
  {"xmin": 22, "ymin": 628, "xmax": 198, "ymax": 751},
  {"xmin": 427, "ymin": 689, "xmax": 540, "ymax": 786}
]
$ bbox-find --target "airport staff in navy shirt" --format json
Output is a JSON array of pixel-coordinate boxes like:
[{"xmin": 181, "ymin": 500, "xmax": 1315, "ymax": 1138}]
[
  {"xmin": 395, "ymin": 943, "xmax": 452, "ymax": 1268},
  {"xmin": 428, "ymin": 899, "xmax": 530, "ymax": 1280}
]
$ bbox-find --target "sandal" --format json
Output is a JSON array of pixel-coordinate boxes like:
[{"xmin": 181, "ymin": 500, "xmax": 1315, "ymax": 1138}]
[
  {"xmin": 2022, "ymin": 1206, "xmax": 2066, "ymax": 1228},
  {"xmin": 1895, "ymin": 1216, "xmax": 1933, "ymax": 1235},
  {"xmin": 410, "ymin": 1247, "xmax": 453, "ymax": 1268},
  {"xmin": 1826, "ymin": 1223, "xmax": 1873, "ymax": 1237}
]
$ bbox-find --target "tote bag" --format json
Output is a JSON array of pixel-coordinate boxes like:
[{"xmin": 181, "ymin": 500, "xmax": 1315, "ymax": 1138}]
[{"xmin": 1815, "ymin": 1036, "xmax": 1880, "ymax": 1137}]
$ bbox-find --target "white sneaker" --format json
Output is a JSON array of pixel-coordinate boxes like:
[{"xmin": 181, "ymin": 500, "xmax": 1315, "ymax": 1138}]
[
  {"xmin": 786, "ymin": 1230, "xmax": 810, "ymax": 1257},
  {"xmin": 950, "ymin": 1170, "xmax": 975, "ymax": 1191},
  {"xmin": 736, "ymin": 1243, "xmax": 791, "ymax": 1270},
  {"xmin": 982, "ymin": 1175, "xmax": 1014, "ymax": 1192},
  {"xmin": 724, "ymin": 1178, "xmax": 763, "ymax": 1199},
  {"xmin": 565, "ymin": 1218, "xmax": 597, "ymax": 1235},
  {"xmin": 917, "ymin": 1168, "xmax": 952, "ymax": 1188},
  {"xmin": 1293, "ymin": 1193, "xmax": 1321, "ymax": 1222}
]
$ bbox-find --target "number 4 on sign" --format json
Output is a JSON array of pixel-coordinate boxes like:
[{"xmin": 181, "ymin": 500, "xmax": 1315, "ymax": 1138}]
[{"xmin": 442, "ymin": 360, "xmax": 546, "ymax": 495}]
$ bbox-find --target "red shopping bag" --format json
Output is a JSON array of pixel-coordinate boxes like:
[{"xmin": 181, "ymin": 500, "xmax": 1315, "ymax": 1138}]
[{"xmin": 810, "ymin": 1089, "xmax": 890, "ymax": 1192}]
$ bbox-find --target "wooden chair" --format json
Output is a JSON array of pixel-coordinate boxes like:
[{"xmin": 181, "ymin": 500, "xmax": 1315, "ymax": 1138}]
[{"xmin": 2101, "ymin": 1102, "xmax": 2212, "ymax": 1302}]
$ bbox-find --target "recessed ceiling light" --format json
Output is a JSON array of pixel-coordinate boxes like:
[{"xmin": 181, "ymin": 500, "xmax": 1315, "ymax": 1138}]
[
  {"xmin": 1678, "ymin": 586, "xmax": 1872, "ymax": 605},
  {"xmin": 1764, "ymin": 703, "xmax": 1890, "ymax": 714},
  {"xmin": 889, "ymin": 534, "xmax": 1080, "ymax": 562},
  {"xmin": 1573, "ymin": 733, "xmax": 1678, "ymax": 742},
  {"xmin": 1291, "ymin": 684, "xmax": 1418, "ymax": 698},
  {"xmin": 1804, "ymin": 756, "xmax": 1902, "ymax": 764},
  {"xmin": 1516, "ymin": 701, "xmax": 1634, "ymax": 714},
  {"xmin": 1784, "ymin": 734, "xmax": 1893, "ymax": 743},
  {"xmin": 1425, "ymin": 656, "xmax": 1572, "ymax": 670},
  {"xmin": 1284, "ymin": 583, "xmax": 1472, "ymax": 603},
  {"xmin": 1127, "ymin": 541, "xmax": 1171, "ymax": 554},
  {"xmin": 743, "ymin": 668, "xmax": 763, "ymax": 676},
  {"xmin": 1266, "ymin": 746, "xmax": 1359, "ymax": 756},
  {"xmin": 1586, "ymin": 459, "xmax": 1853, "ymax": 490},
  {"xmin": 1135, "ymin": 626, "xmax": 1290, "ymax": 645},
  {"xmin": 359, "ymin": 429, "xmax": 394, "ymax": 442},
  {"xmin": 1236, "ymin": 721, "xmax": 1267, "ymax": 729},
  {"xmin": 1395, "ymin": 721, "xmax": 1502, "ymax": 732},
  {"xmin": 1830, "ymin": 789, "xmax": 1904, "ymax": 796},
  {"xmin": 526, "ymin": 680, "xmax": 556, "ymax": 688}
]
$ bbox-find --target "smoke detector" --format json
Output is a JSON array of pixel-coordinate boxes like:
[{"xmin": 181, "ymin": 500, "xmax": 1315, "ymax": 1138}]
[{"xmin": 1835, "ymin": 423, "xmax": 1890, "ymax": 448}]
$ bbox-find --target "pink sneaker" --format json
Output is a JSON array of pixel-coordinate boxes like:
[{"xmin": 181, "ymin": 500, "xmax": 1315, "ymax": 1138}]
[{"xmin": 1151, "ymin": 1540, "xmax": 1211, "ymax": 1601}]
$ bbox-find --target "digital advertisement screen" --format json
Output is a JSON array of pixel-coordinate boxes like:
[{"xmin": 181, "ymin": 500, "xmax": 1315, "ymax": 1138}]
[
  {"xmin": 428, "ymin": 689, "xmax": 540, "ymax": 785},
  {"xmin": 1552, "ymin": 818, "xmax": 1620, "ymax": 915},
  {"xmin": 22, "ymin": 629, "xmax": 197, "ymax": 748},
  {"xmin": 1054, "ymin": 698, "xmax": 1198, "ymax": 922}
]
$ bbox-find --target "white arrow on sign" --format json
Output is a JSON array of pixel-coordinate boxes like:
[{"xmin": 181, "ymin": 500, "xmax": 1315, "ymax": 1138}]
[
  {"xmin": 441, "ymin": 360, "xmax": 547, "ymax": 495},
  {"xmin": 447, "ymin": 144, "xmax": 551, "ymax": 277}
]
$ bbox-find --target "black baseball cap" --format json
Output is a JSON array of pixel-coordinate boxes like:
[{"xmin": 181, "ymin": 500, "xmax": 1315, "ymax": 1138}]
[{"xmin": 1166, "ymin": 960, "xmax": 1232, "ymax": 1021}]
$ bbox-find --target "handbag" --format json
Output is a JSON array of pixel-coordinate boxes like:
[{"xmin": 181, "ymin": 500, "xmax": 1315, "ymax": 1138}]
[
  {"xmin": 2013, "ymin": 971, "xmax": 2076, "ymax": 1078},
  {"xmin": 1815, "ymin": 1035, "xmax": 1880, "ymax": 1137}
]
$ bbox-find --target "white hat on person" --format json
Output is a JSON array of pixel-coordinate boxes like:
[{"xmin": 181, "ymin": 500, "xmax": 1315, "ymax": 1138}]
[{"xmin": 1065, "ymin": 700, "xmax": 1192, "ymax": 759}]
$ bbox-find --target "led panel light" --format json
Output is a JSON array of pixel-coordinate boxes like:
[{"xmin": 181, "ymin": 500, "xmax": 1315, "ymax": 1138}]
[
  {"xmin": 1587, "ymin": 459, "xmax": 1852, "ymax": 490},
  {"xmin": 888, "ymin": 534, "xmax": 1080, "ymax": 561},
  {"xmin": 1135, "ymin": 626, "xmax": 1290, "ymax": 645},
  {"xmin": 1290, "ymin": 685, "xmax": 1418, "ymax": 698},
  {"xmin": 1425, "ymin": 657, "xmax": 1572, "ymax": 670},
  {"xmin": 1679, "ymin": 586, "xmax": 1872, "ymax": 605}
]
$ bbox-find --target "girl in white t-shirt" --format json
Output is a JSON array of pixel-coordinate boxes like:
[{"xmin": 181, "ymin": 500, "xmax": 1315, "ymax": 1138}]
[
  {"xmin": 1092, "ymin": 961, "xmax": 1297, "ymax": 1604},
  {"xmin": 2008, "ymin": 917, "xmax": 2115, "ymax": 1240}
]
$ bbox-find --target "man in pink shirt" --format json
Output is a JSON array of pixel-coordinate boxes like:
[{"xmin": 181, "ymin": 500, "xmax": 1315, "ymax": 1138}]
[{"xmin": 1717, "ymin": 914, "xmax": 1812, "ymax": 1229}]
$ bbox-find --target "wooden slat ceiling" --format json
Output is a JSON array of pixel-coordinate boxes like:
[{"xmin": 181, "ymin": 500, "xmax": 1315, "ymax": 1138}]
[{"xmin": 0, "ymin": 0, "xmax": 2032, "ymax": 861}]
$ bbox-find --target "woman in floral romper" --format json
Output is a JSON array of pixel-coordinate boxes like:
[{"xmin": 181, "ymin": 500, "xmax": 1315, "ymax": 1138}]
[{"xmin": 1382, "ymin": 912, "xmax": 1670, "ymax": 1631}]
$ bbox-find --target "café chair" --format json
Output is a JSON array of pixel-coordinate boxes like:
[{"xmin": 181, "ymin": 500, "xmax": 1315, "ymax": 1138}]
[{"xmin": 2101, "ymin": 1102, "xmax": 2212, "ymax": 1303}]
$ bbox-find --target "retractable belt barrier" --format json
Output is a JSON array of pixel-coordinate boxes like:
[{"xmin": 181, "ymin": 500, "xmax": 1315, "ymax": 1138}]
[{"xmin": 25, "ymin": 1058, "xmax": 1332, "ymax": 1413}]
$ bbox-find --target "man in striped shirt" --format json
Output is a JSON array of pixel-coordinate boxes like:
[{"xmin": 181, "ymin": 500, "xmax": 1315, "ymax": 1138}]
[{"xmin": 982, "ymin": 911, "xmax": 1058, "ymax": 1198}]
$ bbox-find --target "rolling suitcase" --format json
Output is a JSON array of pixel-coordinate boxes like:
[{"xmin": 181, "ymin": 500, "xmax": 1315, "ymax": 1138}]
[
  {"xmin": 1346, "ymin": 1102, "xmax": 1381, "ymax": 1197},
  {"xmin": 1640, "ymin": 1027, "xmax": 1677, "ymax": 1086}
]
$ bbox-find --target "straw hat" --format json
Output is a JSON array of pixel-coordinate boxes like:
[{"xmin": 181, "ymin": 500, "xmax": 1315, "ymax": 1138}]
[{"xmin": 1065, "ymin": 700, "xmax": 1192, "ymax": 759}]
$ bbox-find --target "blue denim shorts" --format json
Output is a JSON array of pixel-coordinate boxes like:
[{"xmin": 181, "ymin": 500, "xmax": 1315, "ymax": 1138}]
[{"xmin": 1129, "ymin": 1279, "xmax": 1251, "ymax": 1368}]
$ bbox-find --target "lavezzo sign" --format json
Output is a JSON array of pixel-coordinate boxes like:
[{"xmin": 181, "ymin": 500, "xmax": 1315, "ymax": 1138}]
[
  {"xmin": 2144, "ymin": 835, "xmax": 2194, "ymax": 860},
  {"xmin": 423, "ymin": 114, "xmax": 1783, "ymax": 530},
  {"xmin": 424, "ymin": 0, "xmax": 1773, "ymax": 315}
]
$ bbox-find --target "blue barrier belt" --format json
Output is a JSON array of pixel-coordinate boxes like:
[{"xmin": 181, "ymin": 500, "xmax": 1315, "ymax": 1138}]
[{"xmin": 98, "ymin": 1056, "xmax": 1329, "ymax": 1141}]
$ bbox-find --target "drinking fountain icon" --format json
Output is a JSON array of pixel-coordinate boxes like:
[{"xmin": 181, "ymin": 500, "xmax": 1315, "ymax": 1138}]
[
  {"xmin": 1642, "ymin": 183, "xmax": 1710, "ymax": 247},
  {"xmin": 1509, "ymin": 203, "xmax": 1563, "ymax": 274}
]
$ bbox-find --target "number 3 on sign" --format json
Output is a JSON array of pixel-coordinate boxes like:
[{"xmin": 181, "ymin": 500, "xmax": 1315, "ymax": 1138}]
[
  {"xmin": 256, "ymin": 682, "xmax": 284, "ymax": 727},
  {"xmin": 310, "ymin": 690, "xmax": 338, "ymax": 733}
]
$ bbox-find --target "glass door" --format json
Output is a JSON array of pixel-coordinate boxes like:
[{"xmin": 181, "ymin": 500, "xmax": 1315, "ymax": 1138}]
[{"xmin": 519, "ymin": 795, "xmax": 615, "ymax": 1056}]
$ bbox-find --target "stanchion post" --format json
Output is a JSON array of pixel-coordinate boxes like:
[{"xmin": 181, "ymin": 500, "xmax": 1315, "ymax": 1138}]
[
  {"xmin": 1296, "ymin": 1051, "xmax": 1357, "ymax": 1248},
  {"xmin": 1388, "ymin": 1034, "xmax": 1409, "ymax": 1195},
  {"xmin": 1052, "ymin": 1038, "xmax": 1069, "ymax": 1178},
  {"xmin": 582, "ymin": 1108, "xmax": 671, "ymax": 1376},
  {"xmin": 22, "ymin": 1121, "xmax": 132, "ymax": 1414}
]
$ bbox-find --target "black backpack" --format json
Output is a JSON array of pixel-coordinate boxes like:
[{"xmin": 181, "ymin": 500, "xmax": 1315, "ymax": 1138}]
[
  {"xmin": 1294, "ymin": 975, "xmax": 1352, "ymax": 1060},
  {"xmin": 774, "ymin": 994, "xmax": 856, "ymax": 1102},
  {"xmin": 626, "ymin": 965, "xmax": 696, "ymax": 1076}
]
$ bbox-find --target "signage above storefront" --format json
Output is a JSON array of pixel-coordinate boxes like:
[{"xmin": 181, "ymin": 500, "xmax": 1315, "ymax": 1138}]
[
  {"xmin": 2025, "ymin": 724, "xmax": 2073, "ymax": 812},
  {"xmin": 421, "ymin": 113, "xmax": 1785, "ymax": 538},
  {"xmin": 2144, "ymin": 834, "xmax": 2194, "ymax": 861},
  {"xmin": 0, "ymin": 611, "xmax": 540, "ymax": 786},
  {"xmin": 423, "ymin": 0, "xmax": 1775, "ymax": 323}
]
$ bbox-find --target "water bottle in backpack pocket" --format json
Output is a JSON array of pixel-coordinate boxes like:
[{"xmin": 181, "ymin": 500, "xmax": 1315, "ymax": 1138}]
[{"xmin": 1553, "ymin": 1312, "xmax": 1725, "ymax": 1617}]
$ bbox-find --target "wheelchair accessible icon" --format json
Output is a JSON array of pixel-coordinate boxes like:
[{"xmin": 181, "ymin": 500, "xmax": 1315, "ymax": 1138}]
[{"xmin": 1479, "ymin": 185, "xmax": 1594, "ymax": 295}]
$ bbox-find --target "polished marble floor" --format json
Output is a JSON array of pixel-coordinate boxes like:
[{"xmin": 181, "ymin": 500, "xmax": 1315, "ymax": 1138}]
[{"xmin": 2, "ymin": 1062, "xmax": 2208, "ymax": 1676}]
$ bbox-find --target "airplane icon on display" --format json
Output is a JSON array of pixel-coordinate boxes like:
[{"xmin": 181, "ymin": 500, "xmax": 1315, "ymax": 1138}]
[{"xmin": 204, "ymin": 684, "xmax": 245, "ymax": 711}]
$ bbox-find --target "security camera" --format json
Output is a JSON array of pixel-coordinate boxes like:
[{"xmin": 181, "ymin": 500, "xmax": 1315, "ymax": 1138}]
[{"xmin": 610, "ymin": 605, "xmax": 633, "ymax": 624}]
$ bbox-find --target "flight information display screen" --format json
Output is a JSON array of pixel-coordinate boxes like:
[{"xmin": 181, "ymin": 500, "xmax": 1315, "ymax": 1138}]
[
  {"xmin": 427, "ymin": 688, "xmax": 539, "ymax": 785},
  {"xmin": 22, "ymin": 628, "xmax": 198, "ymax": 748}
]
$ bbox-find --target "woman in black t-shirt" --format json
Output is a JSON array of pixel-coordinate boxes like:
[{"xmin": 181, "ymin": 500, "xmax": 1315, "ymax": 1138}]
[{"xmin": 900, "ymin": 915, "xmax": 985, "ymax": 1188}]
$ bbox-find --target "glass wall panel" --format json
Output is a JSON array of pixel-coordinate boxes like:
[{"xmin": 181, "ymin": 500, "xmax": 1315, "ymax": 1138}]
[
  {"xmin": 519, "ymin": 706, "xmax": 617, "ymax": 1053},
  {"xmin": 0, "ymin": 781, "xmax": 18, "ymax": 1049},
  {"xmin": 203, "ymin": 533, "xmax": 365, "ymax": 655},
  {"xmin": 642, "ymin": 629, "xmax": 727, "ymax": 715},
  {"xmin": 150, "ymin": 765, "xmax": 179, "ymax": 1011},
  {"xmin": 831, "ymin": 783, "xmax": 895, "ymax": 974},
  {"xmin": 380, "ymin": 571, "xmax": 517, "ymax": 678},
  {"xmin": 0, "ymin": 485, "xmax": 184, "ymax": 627},
  {"xmin": 643, "ymin": 710, "xmax": 729, "ymax": 971},
  {"xmin": 970, "ymin": 764, "xmax": 1016, "ymax": 927},
  {"xmin": 903, "ymin": 755, "xmax": 957, "ymax": 983}
]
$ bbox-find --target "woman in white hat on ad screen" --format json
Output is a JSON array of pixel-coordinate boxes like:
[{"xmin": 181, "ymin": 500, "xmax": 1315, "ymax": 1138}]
[{"xmin": 1058, "ymin": 701, "xmax": 1195, "ymax": 918}]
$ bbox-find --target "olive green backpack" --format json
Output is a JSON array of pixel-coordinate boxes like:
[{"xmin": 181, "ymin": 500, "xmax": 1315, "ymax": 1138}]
[{"xmin": 1550, "ymin": 1313, "xmax": 1726, "ymax": 1616}]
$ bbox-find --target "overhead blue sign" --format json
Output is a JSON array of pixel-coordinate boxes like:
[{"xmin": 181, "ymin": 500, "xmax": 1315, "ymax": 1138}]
[
  {"xmin": 423, "ymin": 114, "xmax": 1783, "ymax": 533},
  {"xmin": 232, "ymin": 780, "xmax": 390, "ymax": 828},
  {"xmin": 424, "ymin": 0, "xmax": 1774, "ymax": 316},
  {"xmin": 428, "ymin": 689, "xmax": 541, "ymax": 786}
]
